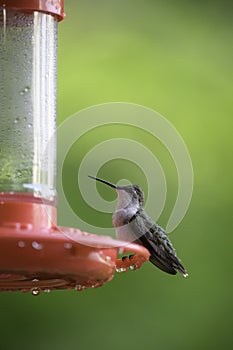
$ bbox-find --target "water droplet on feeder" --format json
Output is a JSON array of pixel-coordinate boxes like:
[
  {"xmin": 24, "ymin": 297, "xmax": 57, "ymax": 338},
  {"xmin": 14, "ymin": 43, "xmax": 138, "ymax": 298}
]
[
  {"xmin": 91, "ymin": 282, "xmax": 103, "ymax": 288},
  {"xmin": 32, "ymin": 278, "xmax": 39, "ymax": 282},
  {"xmin": 75, "ymin": 285, "xmax": 83, "ymax": 291},
  {"xmin": 64, "ymin": 242, "xmax": 72, "ymax": 249},
  {"xmin": 31, "ymin": 288, "xmax": 41, "ymax": 296},
  {"xmin": 18, "ymin": 241, "xmax": 25, "ymax": 248},
  {"xmin": 20, "ymin": 87, "xmax": 30, "ymax": 95},
  {"xmin": 129, "ymin": 264, "xmax": 137, "ymax": 271},
  {"xmin": 44, "ymin": 289, "xmax": 51, "ymax": 293},
  {"xmin": 32, "ymin": 241, "xmax": 43, "ymax": 250},
  {"xmin": 116, "ymin": 267, "xmax": 127, "ymax": 273}
]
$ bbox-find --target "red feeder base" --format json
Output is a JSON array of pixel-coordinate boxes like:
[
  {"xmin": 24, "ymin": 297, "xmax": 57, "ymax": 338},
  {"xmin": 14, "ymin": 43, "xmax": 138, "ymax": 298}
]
[{"xmin": 0, "ymin": 194, "xmax": 149, "ymax": 294}]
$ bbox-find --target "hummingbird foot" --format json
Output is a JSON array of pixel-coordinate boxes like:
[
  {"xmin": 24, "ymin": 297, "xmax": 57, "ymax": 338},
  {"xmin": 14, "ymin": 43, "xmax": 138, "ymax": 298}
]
[
  {"xmin": 121, "ymin": 254, "xmax": 134, "ymax": 262},
  {"xmin": 116, "ymin": 254, "xmax": 142, "ymax": 272}
]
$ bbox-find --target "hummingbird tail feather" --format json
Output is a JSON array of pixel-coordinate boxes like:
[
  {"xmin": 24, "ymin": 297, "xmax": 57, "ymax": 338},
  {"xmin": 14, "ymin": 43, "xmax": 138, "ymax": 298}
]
[
  {"xmin": 174, "ymin": 262, "xmax": 188, "ymax": 277},
  {"xmin": 149, "ymin": 255, "xmax": 177, "ymax": 275},
  {"xmin": 137, "ymin": 223, "xmax": 188, "ymax": 277}
]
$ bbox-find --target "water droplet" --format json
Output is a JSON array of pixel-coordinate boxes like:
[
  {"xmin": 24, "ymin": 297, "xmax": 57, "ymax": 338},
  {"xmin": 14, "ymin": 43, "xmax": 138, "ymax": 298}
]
[
  {"xmin": 31, "ymin": 288, "xmax": 41, "ymax": 296},
  {"xmin": 75, "ymin": 285, "xmax": 83, "ymax": 291},
  {"xmin": 32, "ymin": 241, "xmax": 43, "ymax": 250},
  {"xmin": 20, "ymin": 87, "xmax": 30, "ymax": 95},
  {"xmin": 28, "ymin": 123, "xmax": 32, "ymax": 128},
  {"xmin": 64, "ymin": 242, "xmax": 72, "ymax": 249},
  {"xmin": 129, "ymin": 264, "xmax": 137, "ymax": 271},
  {"xmin": 116, "ymin": 267, "xmax": 127, "ymax": 273},
  {"xmin": 18, "ymin": 241, "xmax": 25, "ymax": 248},
  {"xmin": 32, "ymin": 278, "xmax": 39, "ymax": 282},
  {"xmin": 91, "ymin": 282, "xmax": 103, "ymax": 288},
  {"xmin": 14, "ymin": 117, "xmax": 20, "ymax": 124},
  {"xmin": 44, "ymin": 289, "xmax": 51, "ymax": 293},
  {"xmin": 105, "ymin": 256, "xmax": 111, "ymax": 262}
]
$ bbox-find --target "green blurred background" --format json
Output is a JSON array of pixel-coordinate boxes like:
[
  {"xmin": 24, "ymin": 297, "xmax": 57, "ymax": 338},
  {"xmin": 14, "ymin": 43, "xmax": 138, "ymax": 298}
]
[{"xmin": 1, "ymin": 0, "xmax": 233, "ymax": 349}]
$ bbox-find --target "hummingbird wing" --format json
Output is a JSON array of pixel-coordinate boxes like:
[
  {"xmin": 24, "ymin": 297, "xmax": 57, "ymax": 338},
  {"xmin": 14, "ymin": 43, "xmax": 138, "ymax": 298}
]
[{"xmin": 131, "ymin": 210, "xmax": 187, "ymax": 276}]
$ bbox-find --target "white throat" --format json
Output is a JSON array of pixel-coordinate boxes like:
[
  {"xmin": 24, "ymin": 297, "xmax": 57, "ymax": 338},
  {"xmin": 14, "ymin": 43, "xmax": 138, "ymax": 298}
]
[{"xmin": 116, "ymin": 189, "xmax": 132, "ymax": 210}]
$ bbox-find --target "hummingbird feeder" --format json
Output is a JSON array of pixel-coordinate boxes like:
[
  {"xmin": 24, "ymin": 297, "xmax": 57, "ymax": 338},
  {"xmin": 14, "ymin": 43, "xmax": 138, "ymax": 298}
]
[{"xmin": 0, "ymin": 0, "xmax": 149, "ymax": 294}]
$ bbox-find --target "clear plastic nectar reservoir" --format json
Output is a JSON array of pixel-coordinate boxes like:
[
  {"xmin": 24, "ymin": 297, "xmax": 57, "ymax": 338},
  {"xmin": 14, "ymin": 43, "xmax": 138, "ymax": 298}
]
[{"xmin": 0, "ymin": 9, "xmax": 57, "ymax": 203}]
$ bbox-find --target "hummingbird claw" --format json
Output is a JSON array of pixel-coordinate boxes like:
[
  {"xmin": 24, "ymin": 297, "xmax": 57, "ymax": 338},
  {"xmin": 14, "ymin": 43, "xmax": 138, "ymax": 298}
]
[
  {"xmin": 117, "ymin": 254, "xmax": 143, "ymax": 272},
  {"xmin": 121, "ymin": 254, "xmax": 135, "ymax": 262}
]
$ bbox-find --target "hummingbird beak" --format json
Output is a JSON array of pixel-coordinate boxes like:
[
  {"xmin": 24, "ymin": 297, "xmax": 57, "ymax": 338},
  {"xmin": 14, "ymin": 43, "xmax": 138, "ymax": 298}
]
[{"xmin": 88, "ymin": 175, "xmax": 117, "ymax": 189}]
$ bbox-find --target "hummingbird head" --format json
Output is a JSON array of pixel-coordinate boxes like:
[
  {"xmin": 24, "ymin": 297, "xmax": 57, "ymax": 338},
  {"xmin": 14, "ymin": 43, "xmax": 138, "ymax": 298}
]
[
  {"xmin": 116, "ymin": 184, "xmax": 144, "ymax": 209},
  {"xmin": 88, "ymin": 175, "xmax": 144, "ymax": 210}
]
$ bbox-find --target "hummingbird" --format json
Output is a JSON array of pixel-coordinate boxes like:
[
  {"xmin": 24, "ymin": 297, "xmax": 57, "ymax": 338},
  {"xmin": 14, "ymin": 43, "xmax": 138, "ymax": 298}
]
[{"xmin": 89, "ymin": 176, "xmax": 188, "ymax": 277}]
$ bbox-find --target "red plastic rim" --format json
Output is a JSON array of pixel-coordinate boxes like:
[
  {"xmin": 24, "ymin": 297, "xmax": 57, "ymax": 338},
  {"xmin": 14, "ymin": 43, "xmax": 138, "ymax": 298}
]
[{"xmin": 0, "ymin": 0, "xmax": 66, "ymax": 21}]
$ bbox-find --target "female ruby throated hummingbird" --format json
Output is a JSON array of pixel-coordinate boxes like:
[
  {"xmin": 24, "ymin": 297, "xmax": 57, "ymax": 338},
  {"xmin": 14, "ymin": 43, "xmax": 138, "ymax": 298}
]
[{"xmin": 89, "ymin": 175, "xmax": 188, "ymax": 277}]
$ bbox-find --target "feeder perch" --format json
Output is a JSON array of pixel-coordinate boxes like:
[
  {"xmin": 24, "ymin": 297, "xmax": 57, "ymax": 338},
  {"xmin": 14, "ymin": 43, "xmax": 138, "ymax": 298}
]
[{"xmin": 0, "ymin": 0, "xmax": 149, "ymax": 294}]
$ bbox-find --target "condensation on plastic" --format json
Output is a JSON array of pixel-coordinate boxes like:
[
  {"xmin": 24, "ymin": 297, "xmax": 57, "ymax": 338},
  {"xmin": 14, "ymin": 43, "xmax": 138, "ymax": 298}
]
[{"xmin": 0, "ymin": 9, "xmax": 57, "ymax": 204}]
